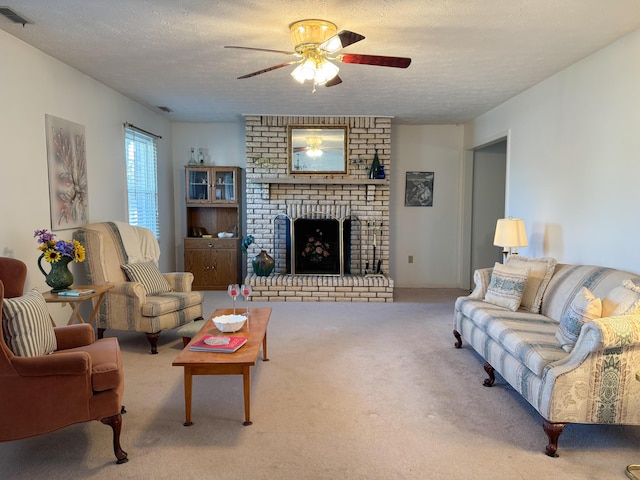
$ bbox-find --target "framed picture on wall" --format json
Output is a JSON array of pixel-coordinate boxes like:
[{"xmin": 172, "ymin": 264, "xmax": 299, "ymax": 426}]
[
  {"xmin": 45, "ymin": 115, "xmax": 89, "ymax": 230},
  {"xmin": 405, "ymin": 171, "xmax": 434, "ymax": 207}
]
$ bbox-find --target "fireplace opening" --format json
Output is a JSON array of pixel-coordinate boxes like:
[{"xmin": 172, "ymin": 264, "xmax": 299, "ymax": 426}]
[{"xmin": 293, "ymin": 218, "xmax": 351, "ymax": 275}]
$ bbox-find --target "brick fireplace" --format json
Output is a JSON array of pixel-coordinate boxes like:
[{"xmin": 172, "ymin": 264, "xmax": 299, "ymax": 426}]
[{"xmin": 244, "ymin": 115, "xmax": 393, "ymax": 302}]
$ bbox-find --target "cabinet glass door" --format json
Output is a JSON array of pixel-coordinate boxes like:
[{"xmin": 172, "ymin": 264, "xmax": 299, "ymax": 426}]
[
  {"xmin": 188, "ymin": 169, "xmax": 210, "ymax": 202},
  {"xmin": 213, "ymin": 170, "xmax": 236, "ymax": 202}
]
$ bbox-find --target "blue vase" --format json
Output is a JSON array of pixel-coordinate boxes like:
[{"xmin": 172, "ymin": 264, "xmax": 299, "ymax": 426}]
[{"xmin": 376, "ymin": 165, "xmax": 386, "ymax": 179}]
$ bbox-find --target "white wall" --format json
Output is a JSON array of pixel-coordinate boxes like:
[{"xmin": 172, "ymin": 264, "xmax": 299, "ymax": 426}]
[
  {"xmin": 391, "ymin": 125, "xmax": 465, "ymax": 287},
  {"xmin": 464, "ymin": 29, "xmax": 640, "ymax": 275},
  {"xmin": 0, "ymin": 30, "xmax": 171, "ymax": 324}
]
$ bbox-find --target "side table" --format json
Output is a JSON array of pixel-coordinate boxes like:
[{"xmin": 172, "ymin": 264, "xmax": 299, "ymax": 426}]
[{"xmin": 42, "ymin": 284, "xmax": 113, "ymax": 325}]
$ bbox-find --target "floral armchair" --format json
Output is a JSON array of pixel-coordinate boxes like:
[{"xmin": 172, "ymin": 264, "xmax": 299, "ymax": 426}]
[{"xmin": 73, "ymin": 222, "xmax": 203, "ymax": 354}]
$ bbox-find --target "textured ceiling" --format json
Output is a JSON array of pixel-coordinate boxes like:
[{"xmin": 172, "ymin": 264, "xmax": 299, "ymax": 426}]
[{"xmin": 1, "ymin": 0, "xmax": 639, "ymax": 124}]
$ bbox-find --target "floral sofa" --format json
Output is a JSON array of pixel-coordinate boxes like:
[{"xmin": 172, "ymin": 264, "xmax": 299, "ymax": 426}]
[{"xmin": 453, "ymin": 257, "xmax": 640, "ymax": 456}]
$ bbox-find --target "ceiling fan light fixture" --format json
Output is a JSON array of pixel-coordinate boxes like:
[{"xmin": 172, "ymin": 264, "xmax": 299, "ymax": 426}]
[{"xmin": 289, "ymin": 19, "xmax": 337, "ymax": 51}]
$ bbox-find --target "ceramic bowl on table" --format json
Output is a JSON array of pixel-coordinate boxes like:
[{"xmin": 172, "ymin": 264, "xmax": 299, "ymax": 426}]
[
  {"xmin": 217, "ymin": 232, "xmax": 233, "ymax": 238},
  {"xmin": 212, "ymin": 314, "xmax": 247, "ymax": 332}
]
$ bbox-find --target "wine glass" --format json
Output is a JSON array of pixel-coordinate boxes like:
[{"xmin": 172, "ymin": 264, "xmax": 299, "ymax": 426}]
[
  {"xmin": 227, "ymin": 284, "xmax": 239, "ymax": 314},
  {"xmin": 241, "ymin": 283, "xmax": 252, "ymax": 316}
]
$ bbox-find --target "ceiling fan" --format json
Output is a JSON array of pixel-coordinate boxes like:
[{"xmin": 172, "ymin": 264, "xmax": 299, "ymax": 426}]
[{"xmin": 225, "ymin": 19, "xmax": 411, "ymax": 91}]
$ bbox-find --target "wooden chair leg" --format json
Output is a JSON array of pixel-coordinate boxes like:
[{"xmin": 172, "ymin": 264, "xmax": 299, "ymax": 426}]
[
  {"xmin": 145, "ymin": 332, "xmax": 160, "ymax": 354},
  {"xmin": 100, "ymin": 413, "xmax": 128, "ymax": 464}
]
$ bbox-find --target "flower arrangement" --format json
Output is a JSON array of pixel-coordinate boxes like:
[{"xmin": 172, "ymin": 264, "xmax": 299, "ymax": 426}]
[
  {"xmin": 301, "ymin": 229, "xmax": 330, "ymax": 263},
  {"xmin": 34, "ymin": 228, "xmax": 86, "ymax": 263}
]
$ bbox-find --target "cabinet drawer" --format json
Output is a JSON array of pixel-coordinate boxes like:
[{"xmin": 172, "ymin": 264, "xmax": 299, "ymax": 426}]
[{"xmin": 184, "ymin": 237, "xmax": 237, "ymax": 249}]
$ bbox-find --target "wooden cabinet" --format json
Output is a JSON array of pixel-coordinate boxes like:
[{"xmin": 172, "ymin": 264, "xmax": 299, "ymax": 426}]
[
  {"xmin": 184, "ymin": 166, "xmax": 241, "ymax": 290},
  {"xmin": 184, "ymin": 238, "xmax": 238, "ymax": 290}
]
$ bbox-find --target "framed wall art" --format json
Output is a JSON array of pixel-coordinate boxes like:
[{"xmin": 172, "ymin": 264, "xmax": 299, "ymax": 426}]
[
  {"xmin": 405, "ymin": 171, "xmax": 434, "ymax": 207},
  {"xmin": 45, "ymin": 114, "xmax": 89, "ymax": 230}
]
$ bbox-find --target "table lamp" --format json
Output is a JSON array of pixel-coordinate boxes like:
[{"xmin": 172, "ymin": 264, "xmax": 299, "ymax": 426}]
[{"xmin": 493, "ymin": 218, "xmax": 528, "ymax": 262}]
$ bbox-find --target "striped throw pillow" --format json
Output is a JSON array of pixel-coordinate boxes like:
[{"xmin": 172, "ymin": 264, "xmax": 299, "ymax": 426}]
[
  {"xmin": 2, "ymin": 289, "xmax": 57, "ymax": 357},
  {"xmin": 121, "ymin": 261, "xmax": 173, "ymax": 295}
]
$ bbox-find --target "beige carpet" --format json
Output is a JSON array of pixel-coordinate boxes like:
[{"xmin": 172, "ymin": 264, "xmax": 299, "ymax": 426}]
[{"xmin": 1, "ymin": 289, "xmax": 639, "ymax": 479}]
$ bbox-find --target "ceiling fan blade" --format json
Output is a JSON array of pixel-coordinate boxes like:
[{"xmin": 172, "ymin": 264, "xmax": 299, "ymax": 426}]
[
  {"xmin": 237, "ymin": 60, "xmax": 300, "ymax": 79},
  {"xmin": 319, "ymin": 30, "xmax": 365, "ymax": 53},
  {"xmin": 224, "ymin": 45, "xmax": 295, "ymax": 55},
  {"xmin": 337, "ymin": 54, "xmax": 411, "ymax": 68},
  {"xmin": 325, "ymin": 75, "xmax": 343, "ymax": 87}
]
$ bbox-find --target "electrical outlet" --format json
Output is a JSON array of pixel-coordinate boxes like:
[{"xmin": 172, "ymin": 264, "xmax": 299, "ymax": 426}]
[{"xmin": 408, "ymin": 255, "xmax": 413, "ymax": 264}]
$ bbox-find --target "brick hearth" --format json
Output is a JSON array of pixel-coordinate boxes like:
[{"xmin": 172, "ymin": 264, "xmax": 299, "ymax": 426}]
[{"xmin": 246, "ymin": 274, "xmax": 394, "ymax": 302}]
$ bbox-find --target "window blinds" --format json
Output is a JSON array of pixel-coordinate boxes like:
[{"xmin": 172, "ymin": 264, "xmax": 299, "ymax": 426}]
[{"xmin": 125, "ymin": 127, "xmax": 159, "ymax": 238}]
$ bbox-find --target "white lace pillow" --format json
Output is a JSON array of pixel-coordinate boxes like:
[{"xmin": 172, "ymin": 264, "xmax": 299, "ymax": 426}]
[
  {"xmin": 484, "ymin": 263, "xmax": 529, "ymax": 311},
  {"xmin": 505, "ymin": 256, "xmax": 557, "ymax": 313},
  {"xmin": 555, "ymin": 287, "xmax": 602, "ymax": 352},
  {"xmin": 603, "ymin": 279, "xmax": 640, "ymax": 317}
]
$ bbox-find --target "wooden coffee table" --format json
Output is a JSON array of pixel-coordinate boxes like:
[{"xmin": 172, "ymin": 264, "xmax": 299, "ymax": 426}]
[{"xmin": 172, "ymin": 307, "xmax": 271, "ymax": 426}]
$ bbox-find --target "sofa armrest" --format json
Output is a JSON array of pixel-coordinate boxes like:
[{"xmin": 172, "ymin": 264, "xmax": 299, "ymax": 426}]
[
  {"xmin": 468, "ymin": 267, "xmax": 493, "ymax": 299},
  {"xmin": 540, "ymin": 314, "xmax": 640, "ymax": 423},
  {"xmin": 107, "ymin": 281, "xmax": 147, "ymax": 304},
  {"xmin": 54, "ymin": 324, "xmax": 95, "ymax": 350},
  {"xmin": 163, "ymin": 272, "xmax": 194, "ymax": 292},
  {"xmin": 11, "ymin": 351, "xmax": 91, "ymax": 377}
]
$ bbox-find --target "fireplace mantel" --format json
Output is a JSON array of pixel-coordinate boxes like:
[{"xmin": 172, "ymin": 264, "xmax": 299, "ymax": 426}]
[
  {"xmin": 248, "ymin": 177, "xmax": 387, "ymax": 185},
  {"xmin": 248, "ymin": 177, "xmax": 386, "ymax": 200}
]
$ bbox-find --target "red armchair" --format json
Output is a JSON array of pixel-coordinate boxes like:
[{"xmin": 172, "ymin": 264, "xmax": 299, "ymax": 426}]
[{"xmin": 0, "ymin": 257, "xmax": 127, "ymax": 464}]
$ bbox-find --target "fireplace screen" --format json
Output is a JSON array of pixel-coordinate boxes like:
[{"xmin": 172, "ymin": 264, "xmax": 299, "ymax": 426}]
[{"xmin": 272, "ymin": 208, "xmax": 358, "ymax": 276}]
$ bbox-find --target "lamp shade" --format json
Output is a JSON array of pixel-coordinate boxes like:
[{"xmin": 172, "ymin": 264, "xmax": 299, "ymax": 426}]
[{"xmin": 493, "ymin": 218, "xmax": 528, "ymax": 248}]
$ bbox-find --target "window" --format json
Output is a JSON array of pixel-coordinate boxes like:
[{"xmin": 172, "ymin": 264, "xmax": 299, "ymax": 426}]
[{"xmin": 125, "ymin": 127, "xmax": 159, "ymax": 238}]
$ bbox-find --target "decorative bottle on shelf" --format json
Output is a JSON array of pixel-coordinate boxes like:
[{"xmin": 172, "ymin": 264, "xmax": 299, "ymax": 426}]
[
  {"xmin": 188, "ymin": 148, "xmax": 197, "ymax": 165},
  {"xmin": 377, "ymin": 165, "xmax": 386, "ymax": 179},
  {"xmin": 368, "ymin": 149, "xmax": 381, "ymax": 179},
  {"xmin": 198, "ymin": 148, "xmax": 205, "ymax": 165}
]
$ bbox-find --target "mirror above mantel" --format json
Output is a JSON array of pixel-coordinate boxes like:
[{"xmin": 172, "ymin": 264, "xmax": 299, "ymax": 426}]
[{"xmin": 288, "ymin": 125, "xmax": 348, "ymax": 174}]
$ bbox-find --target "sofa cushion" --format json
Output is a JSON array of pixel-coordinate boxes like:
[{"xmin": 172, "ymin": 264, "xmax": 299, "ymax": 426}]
[
  {"xmin": 484, "ymin": 262, "xmax": 529, "ymax": 312},
  {"xmin": 555, "ymin": 287, "xmax": 602, "ymax": 352},
  {"xmin": 2, "ymin": 289, "xmax": 57, "ymax": 357},
  {"xmin": 141, "ymin": 291, "xmax": 204, "ymax": 317},
  {"xmin": 540, "ymin": 265, "xmax": 640, "ymax": 323},
  {"xmin": 456, "ymin": 297, "xmax": 566, "ymax": 376},
  {"xmin": 506, "ymin": 256, "xmax": 557, "ymax": 313},
  {"xmin": 121, "ymin": 261, "xmax": 173, "ymax": 295}
]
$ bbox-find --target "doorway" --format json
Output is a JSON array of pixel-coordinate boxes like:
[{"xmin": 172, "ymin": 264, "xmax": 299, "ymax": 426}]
[{"xmin": 468, "ymin": 139, "xmax": 507, "ymax": 287}]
